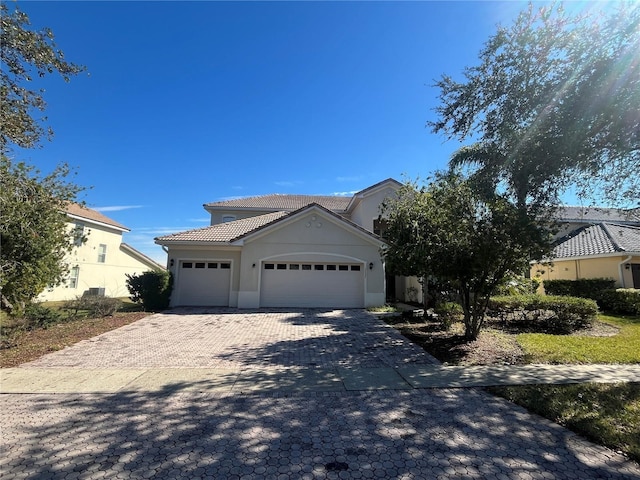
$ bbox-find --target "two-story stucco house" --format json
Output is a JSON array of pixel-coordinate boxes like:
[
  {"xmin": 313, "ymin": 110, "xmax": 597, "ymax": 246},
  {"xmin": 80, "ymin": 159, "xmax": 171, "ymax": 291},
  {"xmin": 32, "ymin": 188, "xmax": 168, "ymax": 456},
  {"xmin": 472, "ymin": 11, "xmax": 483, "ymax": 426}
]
[
  {"xmin": 37, "ymin": 204, "xmax": 164, "ymax": 302},
  {"xmin": 155, "ymin": 179, "xmax": 416, "ymax": 309},
  {"xmin": 531, "ymin": 207, "xmax": 640, "ymax": 289}
]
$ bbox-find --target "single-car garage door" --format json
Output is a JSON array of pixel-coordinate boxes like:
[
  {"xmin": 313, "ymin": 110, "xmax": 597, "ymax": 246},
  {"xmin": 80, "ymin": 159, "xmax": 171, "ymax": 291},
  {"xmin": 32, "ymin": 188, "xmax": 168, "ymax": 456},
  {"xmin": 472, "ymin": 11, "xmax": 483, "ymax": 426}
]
[
  {"xmin": 176, "ymin": 261, "xmax": 230, "ymax": 306},
  {"xmin": 260, "ymin": 262, "xmax": 364, "ymax": 308}
]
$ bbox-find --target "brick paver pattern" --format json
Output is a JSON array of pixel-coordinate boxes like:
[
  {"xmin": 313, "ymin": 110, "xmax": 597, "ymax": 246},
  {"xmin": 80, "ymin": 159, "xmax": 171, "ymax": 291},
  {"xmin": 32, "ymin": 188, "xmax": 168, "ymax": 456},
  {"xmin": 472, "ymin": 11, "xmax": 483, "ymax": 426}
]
[{"xmin": 2, "ymin": 308, "xmax": 639, "ymax": 479}]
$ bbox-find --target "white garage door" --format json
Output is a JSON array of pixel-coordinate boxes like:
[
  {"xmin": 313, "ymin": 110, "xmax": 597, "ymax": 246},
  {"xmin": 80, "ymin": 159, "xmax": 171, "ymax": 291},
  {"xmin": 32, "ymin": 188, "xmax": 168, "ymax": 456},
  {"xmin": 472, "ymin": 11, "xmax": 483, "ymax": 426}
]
[
  {"xmin": 260, "ymin": 262, "xmax": 364, "ymax": 308},
  {"xmin": 176, "ymin": 261, "xmax": 231, "ymax": 306}
]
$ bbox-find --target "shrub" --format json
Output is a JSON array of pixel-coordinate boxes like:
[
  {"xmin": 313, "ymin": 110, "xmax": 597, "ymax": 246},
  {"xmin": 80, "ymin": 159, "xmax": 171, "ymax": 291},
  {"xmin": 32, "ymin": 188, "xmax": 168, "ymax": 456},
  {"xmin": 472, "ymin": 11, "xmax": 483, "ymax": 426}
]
[
  {"xmin": 488, "ymin": 294, "xmax": 598, "ymax": 334},
  {"xmin": 63, "ymin": 295, "xmax": 121, "ymax": 319},
  {"xmin": 433, "ymin": 302, "xmax": 463, "ymax": 330},
  {"xmin": 22, "ymin": 303, "xmax": 63, "ymax": 329},
  {"xmin": 543, "ymin": 278, "xmax": 615, "ymax": 300},
  {"xmin": 495, "ymin": 273, "xmax": 540, "ymax": 296},
  {"xmin": 126, "ymin": 270, "xmax": 172, "ymax": 311},
  {"xmin": 598, "ymin": 289, "xmax": 640, "ymax": 316}
]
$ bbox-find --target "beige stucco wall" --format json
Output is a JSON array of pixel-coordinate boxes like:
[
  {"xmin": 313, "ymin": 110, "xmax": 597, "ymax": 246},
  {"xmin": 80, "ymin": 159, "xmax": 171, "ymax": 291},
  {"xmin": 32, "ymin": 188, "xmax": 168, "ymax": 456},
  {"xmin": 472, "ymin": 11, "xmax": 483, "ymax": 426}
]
[
  {"xmin": 349, "ymin": 185, "xmax": 398, "ymax": 232},
  {"xmin": 531, "ymin": 255, "xmax": 640, "ymax": 289},
  {"xmin": 236, "ymin": 210, "xmax": 385, "ymax": 308},
  {"xmin": 166, "ymin": 246, "xmax": 242, "ymax": 307},
  {"xmin": 37, "ymin": 223, "xmax": 158, "ymax": 302}
]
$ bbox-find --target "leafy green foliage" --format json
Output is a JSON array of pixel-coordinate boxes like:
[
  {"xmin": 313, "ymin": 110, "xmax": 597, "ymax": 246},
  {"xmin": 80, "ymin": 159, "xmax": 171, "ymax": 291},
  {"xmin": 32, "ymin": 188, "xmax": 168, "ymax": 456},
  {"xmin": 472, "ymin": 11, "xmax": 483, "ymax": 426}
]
[
  {"xmin": 598, "ymin": 289, "xmax": 640, "ymax": 316},
  {"xmin": 489, "ymin": 295, "xmax": 598, "ymax": 334},
  {"xmin": 126, "ymin": 270, "xmax": 173, "ymax": 311},
  {"xmin": 21, "ymin": 302, "xmax": 63, "ymax": 329},
  {"xmin": 430, "ymin": 2, "xmax": 640, "ymax": 208},
  {"xmin": 433, "ymin": 302, "xmax": 463, "ymax": 330},
  {"xmin": 494, "ymin": 273, "xmax": 540, "ymax": 296},
  {"xmin": 1, "ymin": 3, "xmax": 86, "ymax": 153},
  {"xmin": 382, "ymin": 173, "xmax": 553, "ymax": 340},
  {"xmin": 543, "ymin": 278, "xmax": 616, "ymax": 299},
  {"xmin": 0, "ymin": 158, "xmax": 84, "ymax": 312}
]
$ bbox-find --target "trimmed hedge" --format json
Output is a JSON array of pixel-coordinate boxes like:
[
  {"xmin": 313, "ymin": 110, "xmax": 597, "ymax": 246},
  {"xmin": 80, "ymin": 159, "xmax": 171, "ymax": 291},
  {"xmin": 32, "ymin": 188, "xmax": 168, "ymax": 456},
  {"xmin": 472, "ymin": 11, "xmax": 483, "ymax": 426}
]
[
  {"xmin": 488, "ymin": 294, "xmax": 598, "ymax": 334},
  {"xmin": 543, "ymin": 278, "xmax": 615, "ymax": 299},
  {"xmin": 126, "ymin": 270, "xmax": 173, "ymax": 311},
  {"xmin": 598, "ymin": 289, "xmax": 640, "ymax": 316}
]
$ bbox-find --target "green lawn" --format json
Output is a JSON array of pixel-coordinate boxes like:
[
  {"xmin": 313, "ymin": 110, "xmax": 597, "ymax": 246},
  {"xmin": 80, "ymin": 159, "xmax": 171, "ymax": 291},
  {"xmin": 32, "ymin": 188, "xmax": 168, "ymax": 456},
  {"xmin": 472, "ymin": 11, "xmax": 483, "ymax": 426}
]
[
  {"xmin": 517, "ymin": 314, "xmax": 640, "ymax": 364},
  {"xmin": 489, "ymin": 382, "xmax": 640, "ymax": 464}
]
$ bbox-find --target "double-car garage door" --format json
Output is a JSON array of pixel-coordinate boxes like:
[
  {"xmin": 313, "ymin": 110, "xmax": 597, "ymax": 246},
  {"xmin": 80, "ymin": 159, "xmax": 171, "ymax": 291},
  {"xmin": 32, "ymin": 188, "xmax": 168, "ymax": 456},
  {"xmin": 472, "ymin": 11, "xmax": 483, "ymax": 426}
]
[{"xmin": 260, "ymin": 261, "xmax": 364, "ymax": 308}]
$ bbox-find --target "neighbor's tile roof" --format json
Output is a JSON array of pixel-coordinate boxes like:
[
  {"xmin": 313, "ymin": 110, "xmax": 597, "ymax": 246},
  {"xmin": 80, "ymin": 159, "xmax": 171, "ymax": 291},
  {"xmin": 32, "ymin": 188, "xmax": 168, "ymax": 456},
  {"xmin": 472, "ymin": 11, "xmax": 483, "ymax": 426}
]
[
  {"xmin": 156, "ymin": 211, "xmax": 289, "ymax": 243},
  {"xmin": 553, "ymin": 223, "xmax": 640, "ymax": 258},
  {"xmin": 65, "ymin": 203, "xmax": 128, "ymax": 231},
  {"xmin": 205, "ymin": 194, "xmax": 352, "ymax": 212},
  {"xmin": 556, "ymin": 206, "xmax": 637, "ymax": 224}
]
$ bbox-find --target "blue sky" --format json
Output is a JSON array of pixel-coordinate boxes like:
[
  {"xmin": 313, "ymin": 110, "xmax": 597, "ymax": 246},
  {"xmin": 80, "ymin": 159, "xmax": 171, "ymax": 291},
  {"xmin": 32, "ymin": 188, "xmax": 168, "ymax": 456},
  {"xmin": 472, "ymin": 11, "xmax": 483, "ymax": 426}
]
[{"xmin": 12, "ymin": 1, "xmax": 609, "ymax": 264}]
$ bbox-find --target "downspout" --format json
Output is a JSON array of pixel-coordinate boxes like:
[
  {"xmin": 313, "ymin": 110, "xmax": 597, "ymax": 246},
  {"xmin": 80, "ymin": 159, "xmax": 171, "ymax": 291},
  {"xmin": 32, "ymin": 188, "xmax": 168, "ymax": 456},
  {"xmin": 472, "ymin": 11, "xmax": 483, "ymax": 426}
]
[{"xmin": 618, "ymin": 255, "xmax": 633, "ymax": 288}]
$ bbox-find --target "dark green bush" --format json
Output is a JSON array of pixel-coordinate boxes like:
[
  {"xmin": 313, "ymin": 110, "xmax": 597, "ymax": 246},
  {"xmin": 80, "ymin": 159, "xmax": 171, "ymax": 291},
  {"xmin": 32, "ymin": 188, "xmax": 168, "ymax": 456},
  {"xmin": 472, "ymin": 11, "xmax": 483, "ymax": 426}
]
[
  {"xmin": 126, "ymin": 270, "xmax": 172, "ymax": 311},
  {"xmin": 489, "ymin": 294, "xmax": 598, "ymax": 334},
  {"xmin": 543, "ymin": 278, "xmax": 615, "ymax": 299},
  {"xmin": 22, "ymin": 303, "xmax": 63, "ymax": 329},
  {"xmin": 598, "ymin": 289, "xmax": 640, "ymax": 316},
  {"xmin": 63, "ymin": 295, "xmax": 121, "ymax": 318}
]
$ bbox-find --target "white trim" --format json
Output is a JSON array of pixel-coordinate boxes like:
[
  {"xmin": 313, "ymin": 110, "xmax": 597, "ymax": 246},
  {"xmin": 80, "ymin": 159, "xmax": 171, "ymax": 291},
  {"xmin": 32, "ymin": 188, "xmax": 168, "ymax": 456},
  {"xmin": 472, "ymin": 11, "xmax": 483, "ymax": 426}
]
[
  {"xmin": 532, "ymin": 251, "xmax": 640, "ymax": 264},
  {"xmin": 66, "ymin": 213, "xmax": 129, "ymax": 233}
]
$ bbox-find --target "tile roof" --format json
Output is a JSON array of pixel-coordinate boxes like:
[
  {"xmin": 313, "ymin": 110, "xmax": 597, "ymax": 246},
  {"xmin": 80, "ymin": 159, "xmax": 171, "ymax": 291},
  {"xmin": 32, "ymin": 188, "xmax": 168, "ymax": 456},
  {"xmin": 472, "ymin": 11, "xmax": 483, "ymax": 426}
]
[
  {"xmin": 155, "ymin": 211, "xmax": 289, "ymax": 243},
  {"xmin": 204, "ymin": 194, "xmax": 352, "ymax": 212},
  {"xmin": 552, "ymin": 223, "xmax": 640, "ymax": 258},
  {"xmin": 556, "ymin": 206, "xmax": 638, "ymax": 224},
  {"xmin": 65, "ymin": 203, "xmax": 129, "ymax": 231}
]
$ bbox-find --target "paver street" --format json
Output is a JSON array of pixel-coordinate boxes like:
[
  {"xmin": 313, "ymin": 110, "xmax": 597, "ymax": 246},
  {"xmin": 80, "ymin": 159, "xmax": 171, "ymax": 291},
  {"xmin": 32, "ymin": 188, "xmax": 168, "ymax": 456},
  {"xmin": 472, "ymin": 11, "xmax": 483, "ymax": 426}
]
[{"xmin": 1, "ymin": 308, "xmax": 639, "ymax": 479}]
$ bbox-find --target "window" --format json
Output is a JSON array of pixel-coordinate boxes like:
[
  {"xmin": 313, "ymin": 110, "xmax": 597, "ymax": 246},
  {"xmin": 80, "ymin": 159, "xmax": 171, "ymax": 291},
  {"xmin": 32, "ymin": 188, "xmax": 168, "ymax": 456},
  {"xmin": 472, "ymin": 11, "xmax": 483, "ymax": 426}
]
[
  {"xmin": 222, "ymin": 215, "xmax": 236, "ymax": 223},
  {"xmin": 195, "ymin": 262, "xmax": 205, "ymax": 269},
  {"xmin": 351, "ymin": 265, "xmax": 361, "ymax": 271},
  {"xmin": 73, "ymin": 223, "xmax": 85, "ymax": 246},
  {"xmin": 264, "ymin": 263, "xmax": 275, "ymax": 270},
  {"xmin": 69, "ymin": 266, "xmax": 80, "ymax": 288},
  {"xmin": 183, "ymin": 262, "xmax": 193, "ymax": 268},
  {"xmin": 373, "ymin": 218, "xmax": 388, "ymax": 238},
  {"xmin": 302, "ymin": 264, "xmax": 312, "ymax": 270},
  {"xmin": 97, "ymin": 244, "xmax": 107, "ymax": 263},
  {"xmin": 277, "ymin": 264, "xmax": 287, "ymax": 270},
  {"xmin": 221, "ymin": 263, "xmax": 231, "ymax": 269},
  {"xmin": 289, "ymin": 264, "xmax": 300, "ymax": 270},
  {"xmin": 314, "ymin": 265, "xmax": 324, "ymax": 271},
  {"xmin": 327, "ymin": 265, "xmax": 337, "ymax": 271},
  {"xmin": 338, "ymin": 265, "xmax": 349, "ymax": 271},
  {"xmin": 208, "ymin": 263, "xmax": 218, "ymax": 268}
]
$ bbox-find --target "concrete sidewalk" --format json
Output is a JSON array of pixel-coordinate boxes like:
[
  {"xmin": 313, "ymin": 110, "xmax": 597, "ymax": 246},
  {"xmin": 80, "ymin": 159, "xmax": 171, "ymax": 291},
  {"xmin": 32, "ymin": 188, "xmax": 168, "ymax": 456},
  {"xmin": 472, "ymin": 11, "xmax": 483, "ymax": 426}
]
[{"xmin": 3, "ymin": 363, "xmax": 639, "ymax": 394}]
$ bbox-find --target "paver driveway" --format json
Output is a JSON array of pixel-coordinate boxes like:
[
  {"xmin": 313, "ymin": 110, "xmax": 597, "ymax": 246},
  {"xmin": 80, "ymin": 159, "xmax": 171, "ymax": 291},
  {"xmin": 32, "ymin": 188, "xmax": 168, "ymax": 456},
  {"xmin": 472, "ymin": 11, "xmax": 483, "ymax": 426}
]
[{"xmin": 2, "ymin": 308, "xmax": 639, "ymax": 479}]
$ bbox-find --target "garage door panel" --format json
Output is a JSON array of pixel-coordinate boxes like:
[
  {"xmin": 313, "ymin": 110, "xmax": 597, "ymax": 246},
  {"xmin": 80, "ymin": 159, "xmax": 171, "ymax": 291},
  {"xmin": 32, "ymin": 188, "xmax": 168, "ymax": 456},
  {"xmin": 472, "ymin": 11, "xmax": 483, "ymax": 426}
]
[
  {"xmin": 178, "ymin": 261, "xmax": 230, "ymax": 306},
  {"xmin": 261, "ymin": 262, "xmax": 364, "ymax": 308}
]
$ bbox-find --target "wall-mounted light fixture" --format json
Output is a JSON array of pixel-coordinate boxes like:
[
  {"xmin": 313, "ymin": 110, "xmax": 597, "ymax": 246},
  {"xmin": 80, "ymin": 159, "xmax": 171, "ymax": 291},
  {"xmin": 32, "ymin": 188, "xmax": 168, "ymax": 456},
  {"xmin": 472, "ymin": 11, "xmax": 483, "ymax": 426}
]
[
  {"xmin": 252, "ymin": 263, "xmax": 256, "ymax": 268},
  {"xmin": 625, "ymin": 263, "xmax": 631, "ymax": 270},
  {"xmin": 369, "ymin": 262, "xmax": 374, "ymax": 270},
  {"xmin": 169, "ymin": 259, "xmax": 174, "ymax": 267}
]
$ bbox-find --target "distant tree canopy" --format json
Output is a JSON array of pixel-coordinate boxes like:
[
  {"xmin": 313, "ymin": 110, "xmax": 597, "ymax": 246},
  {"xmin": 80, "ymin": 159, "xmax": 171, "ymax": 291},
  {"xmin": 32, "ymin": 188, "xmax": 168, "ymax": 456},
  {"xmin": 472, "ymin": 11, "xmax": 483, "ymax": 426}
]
[
  {"xmin": 0, "ymin": 3, "xmax": 85, "ymax": 311},
  {"xmin": 430, "ymin": 2, "xmax": 640, "ymax": 209},
  {"xmin": 1, "ymin": 2, "xmax": 85, "ymax": 153},
  {"xmin": 382, "ymin": 173, "xmax": 552, "ymax": 340}
]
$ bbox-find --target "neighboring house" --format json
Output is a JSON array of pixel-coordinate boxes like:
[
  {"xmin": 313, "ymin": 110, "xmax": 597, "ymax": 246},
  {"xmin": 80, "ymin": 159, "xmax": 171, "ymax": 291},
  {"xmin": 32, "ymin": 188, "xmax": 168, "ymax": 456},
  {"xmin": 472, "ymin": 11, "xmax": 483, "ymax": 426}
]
[
  {"xmin": 531, "ymin": 207, "xmax": 640, "ymax": 289},
  {"xmin": 37, "ymin": 204, "xmax": 165, "ymax": 302},
  {"xmin": 155, "ymin": 179, "xmax": 415, "ymax": 308}
]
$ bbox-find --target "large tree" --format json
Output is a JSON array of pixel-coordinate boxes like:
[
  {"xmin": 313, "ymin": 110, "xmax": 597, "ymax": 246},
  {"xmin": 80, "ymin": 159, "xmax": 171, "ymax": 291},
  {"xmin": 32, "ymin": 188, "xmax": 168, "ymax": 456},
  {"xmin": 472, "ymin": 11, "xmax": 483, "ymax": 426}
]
[
  {"xmin": 429, "ymin": 2, "xmax": 640, "ymax": 209},
  {"xmin": 1, "ymin": 2, "xmax": 85, "ymax": 152},
  {"xmin": 0, "ymin": 3, "xmax": 85, "ymax": 311},
  {"xmin": 382, "ymin": 173, "xmax": 552, "ymax": 340}
]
